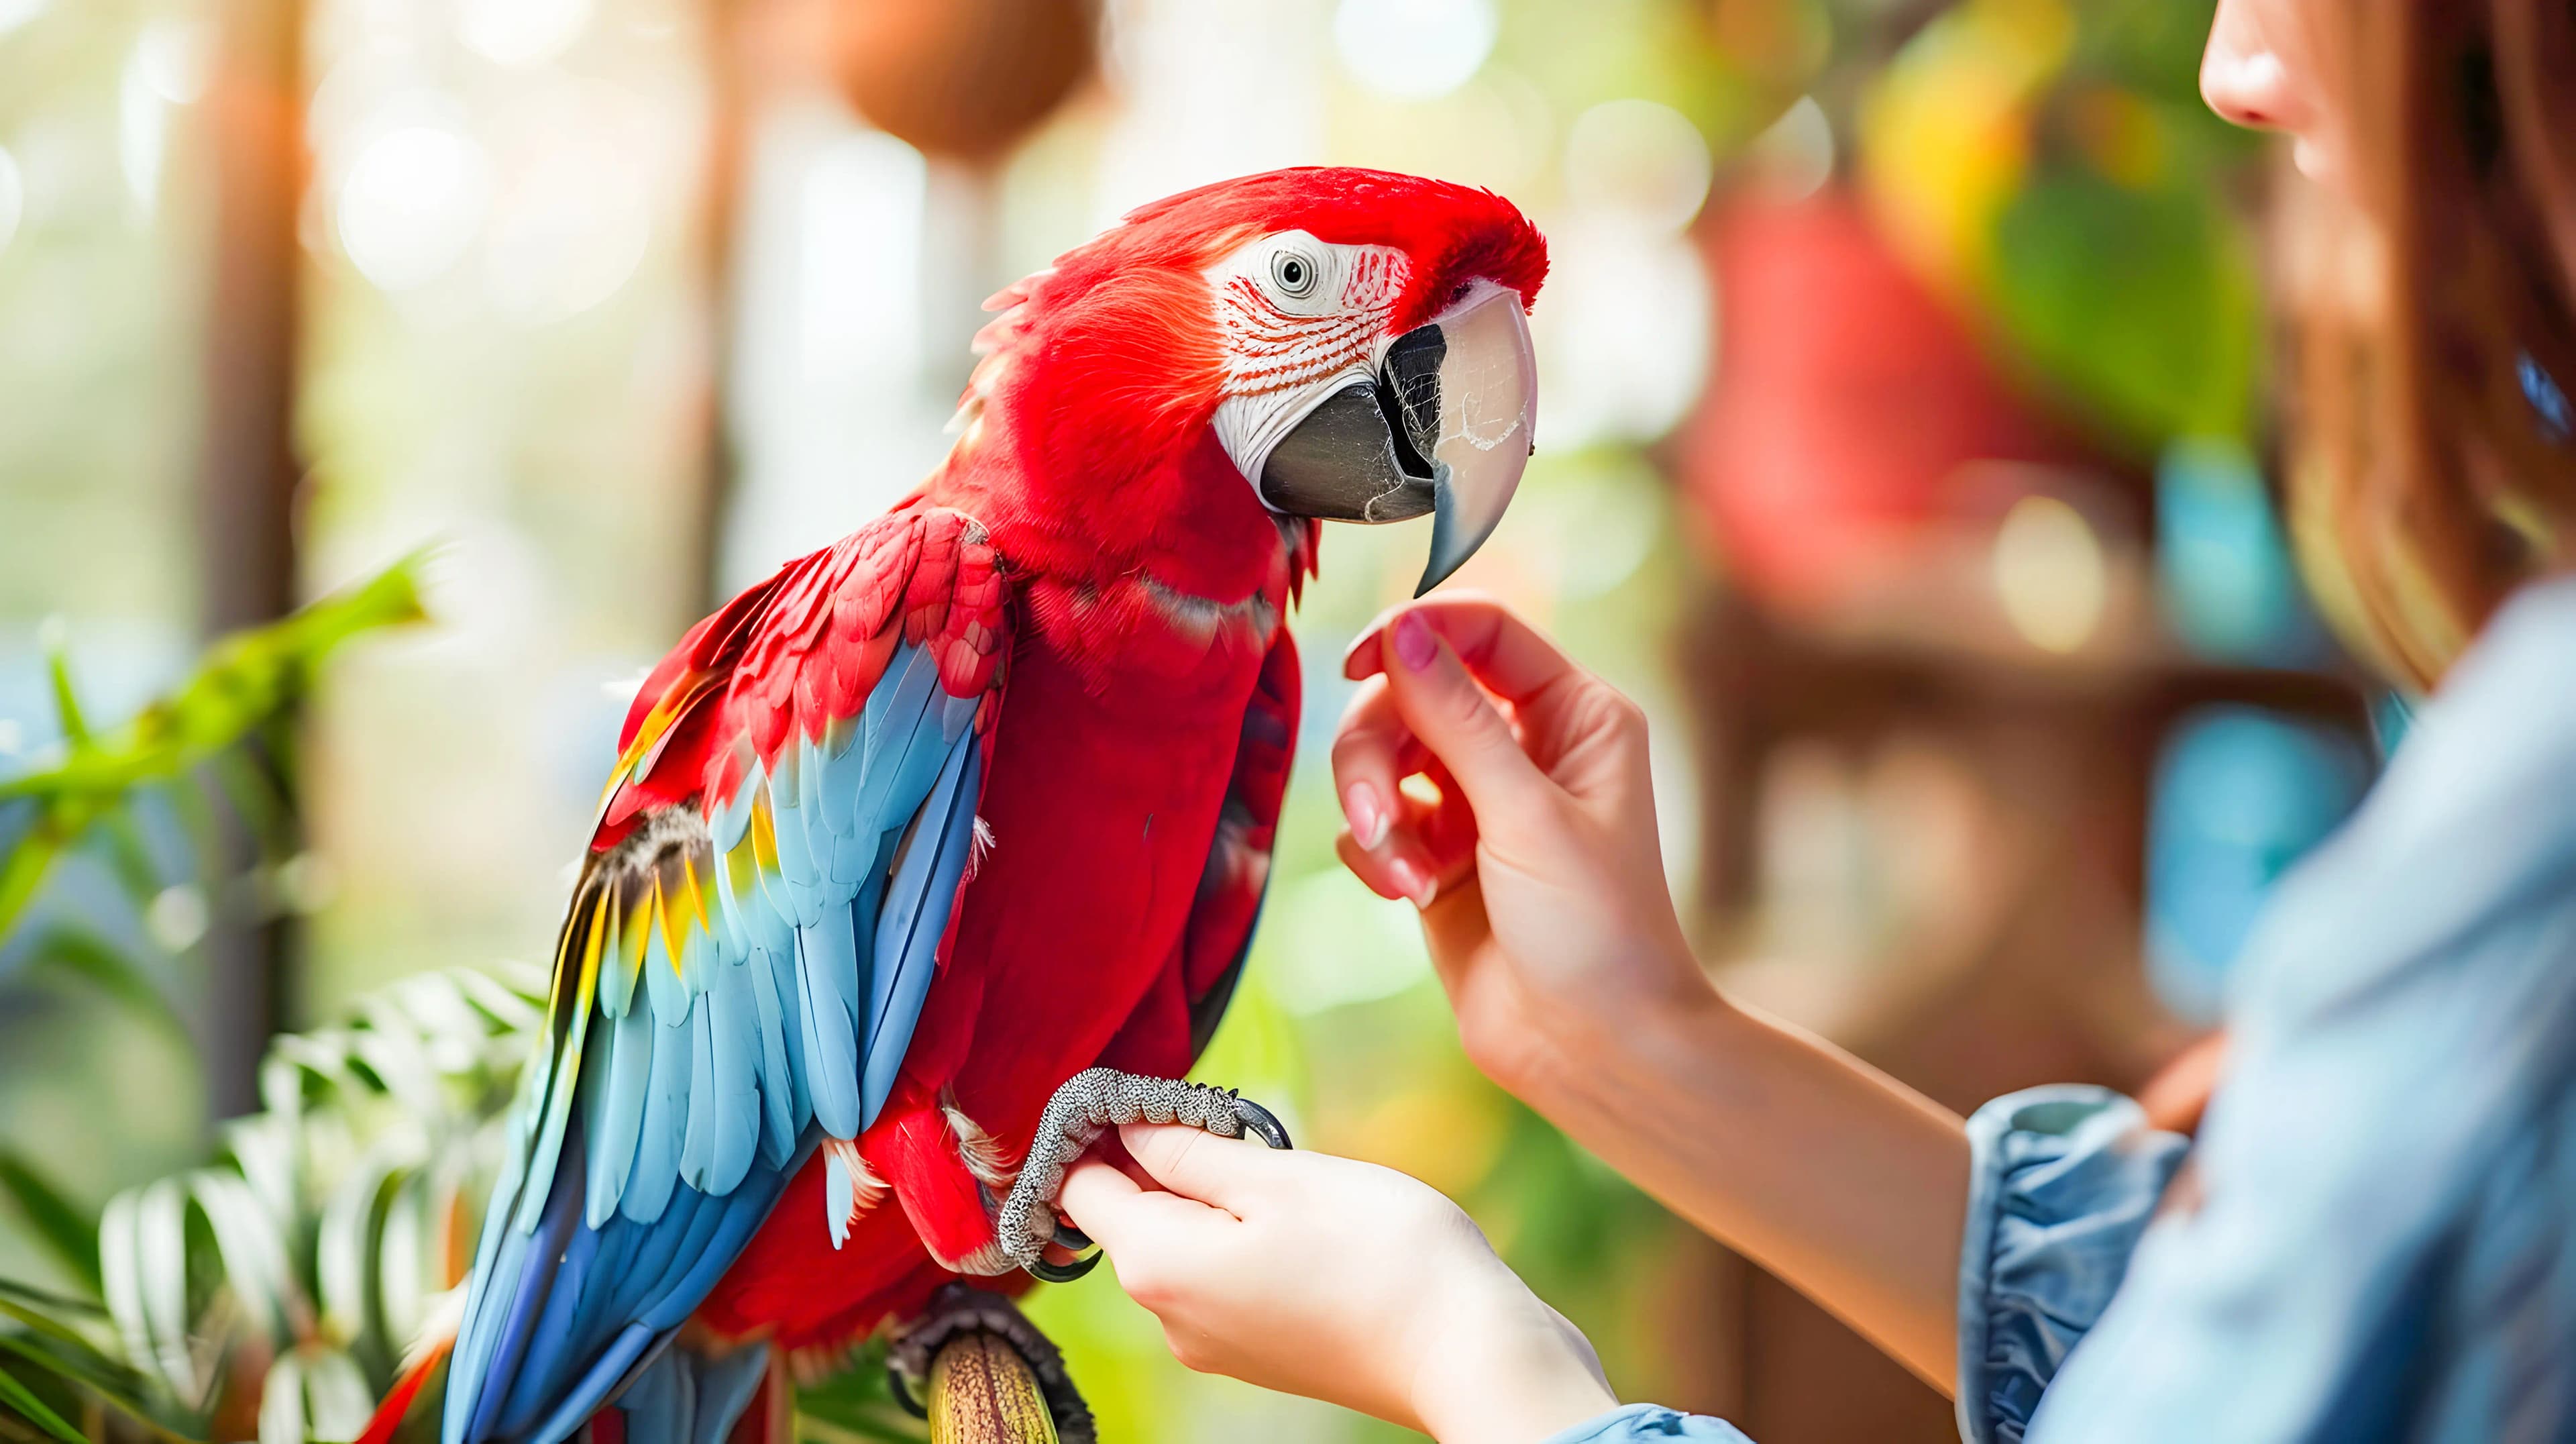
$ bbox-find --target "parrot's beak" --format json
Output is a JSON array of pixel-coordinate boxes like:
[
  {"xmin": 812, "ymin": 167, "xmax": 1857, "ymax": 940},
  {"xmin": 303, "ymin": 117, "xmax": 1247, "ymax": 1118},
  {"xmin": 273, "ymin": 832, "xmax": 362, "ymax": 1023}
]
[{"xmin": 1253, "ymin": 280, "xmax": 1538, "ymax": 596}]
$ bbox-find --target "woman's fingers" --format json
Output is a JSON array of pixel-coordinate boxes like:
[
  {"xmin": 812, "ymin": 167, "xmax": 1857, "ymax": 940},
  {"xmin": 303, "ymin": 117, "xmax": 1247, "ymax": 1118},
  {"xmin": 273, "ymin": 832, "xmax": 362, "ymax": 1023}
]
[
  {"xmin": 1117, "ymin": 1121, "xmax": 1294, "ymax": 1217},
  {"xmin": 1334, "ymin": 680, "xmax": 1471, "ymax": 905},
  {"xmin": 1332, "ymin": 675, "xmax": 1419, "ymax": 855},
  {"xmin": 1347, "ymin": 600, "xmax": 1643, "ymax": 806},
  {"xmin": 1343, "ymin": 593, "xmax": 1583, "ymax": 707},
  {"xmin": 1350, "ymin": 611, "xmax": 1552, "ymax": 832},
  {"xmin": 1059, "ymin": 1157, "xmax": 1224, "ymax": 1256},
  {"xmin": 1335, "ymin": 798, "xmax": 1475, "ymax": 909}
]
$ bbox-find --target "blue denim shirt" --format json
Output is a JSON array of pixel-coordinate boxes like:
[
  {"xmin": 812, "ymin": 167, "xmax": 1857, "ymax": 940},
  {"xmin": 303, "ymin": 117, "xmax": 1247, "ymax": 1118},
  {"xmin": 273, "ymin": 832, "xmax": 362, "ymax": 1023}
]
[{"xmin": 1545, "ymin": 572, "xmax": 2576, "ymax": 1444}]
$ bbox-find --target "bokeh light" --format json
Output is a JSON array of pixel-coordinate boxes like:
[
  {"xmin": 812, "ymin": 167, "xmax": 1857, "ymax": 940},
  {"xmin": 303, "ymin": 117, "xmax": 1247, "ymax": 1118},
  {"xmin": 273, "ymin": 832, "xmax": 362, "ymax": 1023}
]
[
  {"xmin": 1565, "ymin": 98, "xmax": 1713, "ymax": 233},
  {"xmin": 119, "ymin": 21, "xmax": 209, "ymax": 219},
  {"xmin": 1992, "ymin": 493, "xmax": 2106, "ymax": 653},
  {"xmin": 479, "ymin": 84, "xmax": 651, "ymax": 324},
  {"xmin": 1539, "ymin": 100, "xmax": 1713, "ymax": 449},
  {"xmin": 2157, "ymin": 436, "xmax": 2314, "ymax": 662},
  {"xmin": 1746, "ymin": 94, "xmax": 1835, "ymax": 203},
  {"xmin": 335, "ymin": 119, "xmax": 491, "ymax": 291},
  {"xmin": 119, "ymin": 48, "xmax": 168, "ymax": 215},
  {"xmin": 1332, "ymin": 0, "xmax": 1497, "ymax": 101},
  {"xmin": 135, "ymin": 21, "xmax": 210, "ymax": 104},
  {"xmin": 0, "ymin": 0, "xmax": 40, "ymax": 38},
  {"xmin": 2147, "ymin": 708, "xmax": 2369, "ymax": 1020},
  {"xmin": 453, "ymin": 0, "xmax": 594, "ymax": 68},
  {"xmin": 0, "ymin": 146, "xmax": 21, "ymax": 259}
]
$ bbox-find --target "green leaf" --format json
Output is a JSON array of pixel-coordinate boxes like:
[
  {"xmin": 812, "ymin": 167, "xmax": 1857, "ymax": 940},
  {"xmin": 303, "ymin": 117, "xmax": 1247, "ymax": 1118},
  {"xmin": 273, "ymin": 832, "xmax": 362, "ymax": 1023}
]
[
  {"xmin": 0, "ymin": 1323, "xmax": 150, "ymax": 1421},
  {"xmin": 796, "ymin": 1346, "xmax": 928, "ymax": 1444},
  {"xmin": 0, "ymin": 1327, "xmax": 198, "ymax": 1444},
  {"xmin": 0, "ymin": 1301, "xmax": 106, "ymax": 1362},
  {"xmin": 0, "ymin": 1284, "xmax": 102, "ymax": 1321},
  {"xmin": 1986, "ymin": 169, "xmax": 2260, "ymax": 447},
  {"xmin": 255, "ymin": 1350, "xmax": 303, "ymax": 1444},
  {"xmin": 0, "ymin": 1153, "xmax": 99, "ymax": 1295},
  {"xmin": 0, "ymin": 1357, "xmax": 87, "ymax": 1444},
  {"xmin": 7, "ymin": 958, "xmax": 541, "ymax": 1435},
  {"xmin": 40, "ymin": 625, "xmax": 90, "ymax": 749},
  {"xmin": 25, "ymin": 927, "xmax": 188, "ymax": 1048},
  {"xmin": 0, "ymin": 554, "xmax": 429, "ymax": 938},
  {"xmin": 0, "ymin": 829, "xmax": 67, "ymax": 949}
]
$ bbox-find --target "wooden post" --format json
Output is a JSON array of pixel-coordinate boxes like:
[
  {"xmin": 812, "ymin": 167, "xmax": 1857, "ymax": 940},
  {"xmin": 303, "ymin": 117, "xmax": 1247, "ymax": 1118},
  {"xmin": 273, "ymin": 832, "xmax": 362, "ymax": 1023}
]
[{"xmin": 193, "ymin": 0, "xmax": 307, "ymax": 1119}]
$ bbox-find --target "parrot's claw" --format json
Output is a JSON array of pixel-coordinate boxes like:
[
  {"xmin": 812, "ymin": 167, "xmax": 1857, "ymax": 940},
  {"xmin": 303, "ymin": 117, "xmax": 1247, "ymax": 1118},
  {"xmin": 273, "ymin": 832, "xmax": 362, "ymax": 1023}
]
[
  {"xmin": 1026, "ymin": 1249, "xmax": 1103, "ymax": 1284},
  {"xmin": 1026, "ymin": 1219, "xmax": 1099, "ymax": 1280},
  {"xmin": 994, "ymin": 1066, "xmax": 1294, "ymax": 1280},
  {"xmin": 1231, "ymin": 1094, "xmax": 1293, "ymax": 1151}
]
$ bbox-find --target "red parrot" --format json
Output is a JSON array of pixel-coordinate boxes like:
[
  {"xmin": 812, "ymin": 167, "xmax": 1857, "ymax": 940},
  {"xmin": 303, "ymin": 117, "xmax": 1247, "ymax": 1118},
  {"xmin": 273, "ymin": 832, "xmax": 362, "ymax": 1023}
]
[{"xmin": 421, "ymin": 167, "xmax": 1546, "ymax": 1444}]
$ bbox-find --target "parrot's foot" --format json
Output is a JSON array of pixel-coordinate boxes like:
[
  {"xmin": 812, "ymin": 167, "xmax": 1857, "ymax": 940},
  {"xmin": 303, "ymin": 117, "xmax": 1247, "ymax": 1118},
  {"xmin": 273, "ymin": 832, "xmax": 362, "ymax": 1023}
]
[
  {"xmin": 890, "ymin": 1283, "xmax": 1095, "ymax": 1444},
  {"xmin": 993, "ymin": 1066, "xmax": 1292, "ymax": 1280}
]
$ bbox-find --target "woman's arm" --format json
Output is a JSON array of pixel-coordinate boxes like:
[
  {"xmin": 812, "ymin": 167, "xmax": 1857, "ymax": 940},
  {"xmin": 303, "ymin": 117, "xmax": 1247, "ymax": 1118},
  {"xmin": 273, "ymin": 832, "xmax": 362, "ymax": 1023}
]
[
  {"xmin": 1523, "ymin": 988, "xmax": 1969, "ymax": 1390},
  {"xmin": 1334, "ymin": 599, "xmax": 1969, "ymax": 1388}
]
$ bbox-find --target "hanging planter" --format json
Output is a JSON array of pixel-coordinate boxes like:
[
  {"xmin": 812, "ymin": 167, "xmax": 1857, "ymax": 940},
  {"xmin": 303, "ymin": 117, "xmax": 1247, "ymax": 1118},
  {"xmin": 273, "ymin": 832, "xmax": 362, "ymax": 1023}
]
[{"xmin": 833, "ymin": 0, "xmax": 1100, "ymax": 162}]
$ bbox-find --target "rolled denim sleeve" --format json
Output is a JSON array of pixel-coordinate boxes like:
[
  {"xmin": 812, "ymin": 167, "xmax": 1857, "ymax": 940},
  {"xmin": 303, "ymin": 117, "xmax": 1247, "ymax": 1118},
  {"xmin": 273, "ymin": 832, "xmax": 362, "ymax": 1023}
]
[
  {"xmin": 1956, "ymin": 1085, "xmax": 2189, "ymax": 1444},
  {"xmin": 1538, "ymin": 1404, "xmax": 1754, "ymax": 1443}
]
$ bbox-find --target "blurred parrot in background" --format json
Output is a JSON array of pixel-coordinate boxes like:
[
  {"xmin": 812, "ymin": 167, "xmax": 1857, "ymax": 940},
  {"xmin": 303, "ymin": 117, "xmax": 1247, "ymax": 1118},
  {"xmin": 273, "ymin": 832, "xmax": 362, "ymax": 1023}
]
[{"xmin": 384, "ymin": 166, "xmax": 1547, "ymax": 1444}]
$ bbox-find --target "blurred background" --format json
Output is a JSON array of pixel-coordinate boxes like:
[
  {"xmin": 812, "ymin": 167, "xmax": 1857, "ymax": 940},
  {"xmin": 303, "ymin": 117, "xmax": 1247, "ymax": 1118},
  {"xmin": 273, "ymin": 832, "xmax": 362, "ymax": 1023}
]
[{"xmin": 0, "ymin": 0, "xmax": 2387, "ymax": 1439}]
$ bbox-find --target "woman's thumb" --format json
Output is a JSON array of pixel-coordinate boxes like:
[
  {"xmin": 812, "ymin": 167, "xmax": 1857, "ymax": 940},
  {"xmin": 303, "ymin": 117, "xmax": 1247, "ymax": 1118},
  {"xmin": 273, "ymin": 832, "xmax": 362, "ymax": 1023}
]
[{"xmin": 1120, "ymin": 1122, "xmax": 1289, "ymax": 1213}]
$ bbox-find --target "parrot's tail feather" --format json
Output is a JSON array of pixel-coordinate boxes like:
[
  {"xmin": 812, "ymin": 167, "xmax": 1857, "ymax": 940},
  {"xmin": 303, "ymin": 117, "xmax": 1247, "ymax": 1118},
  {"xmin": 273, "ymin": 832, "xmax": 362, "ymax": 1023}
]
[{"xmin": 358, "ymin": 1334, "xmax": 454, "ymax": 1444}]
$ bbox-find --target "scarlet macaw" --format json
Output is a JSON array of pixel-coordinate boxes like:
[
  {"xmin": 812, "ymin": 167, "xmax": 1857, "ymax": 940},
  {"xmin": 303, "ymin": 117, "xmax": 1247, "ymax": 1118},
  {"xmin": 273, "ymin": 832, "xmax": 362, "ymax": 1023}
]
[{"xmin": 414, "ymin": 167, "xmax": 1546, "ymax": 1444}]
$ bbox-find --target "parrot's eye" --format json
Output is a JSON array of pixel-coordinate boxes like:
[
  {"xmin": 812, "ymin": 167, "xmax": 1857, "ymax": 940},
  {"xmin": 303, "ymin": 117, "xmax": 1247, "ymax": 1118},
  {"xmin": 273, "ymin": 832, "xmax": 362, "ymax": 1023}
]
[{"xmin": 1270, "ymin": 250, "xmax": 1318, "ymax": 299}]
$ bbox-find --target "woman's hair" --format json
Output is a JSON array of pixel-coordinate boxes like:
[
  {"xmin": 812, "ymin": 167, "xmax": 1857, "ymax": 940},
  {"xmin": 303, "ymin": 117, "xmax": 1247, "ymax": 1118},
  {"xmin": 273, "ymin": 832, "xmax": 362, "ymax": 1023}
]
[{"xmin": 2287, "ymin": 0, "xmax": 2576, "ymax": 688}]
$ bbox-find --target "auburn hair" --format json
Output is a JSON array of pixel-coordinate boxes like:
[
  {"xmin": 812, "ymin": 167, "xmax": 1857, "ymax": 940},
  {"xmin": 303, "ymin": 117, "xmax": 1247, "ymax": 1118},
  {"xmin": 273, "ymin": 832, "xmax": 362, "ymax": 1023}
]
[{"xmin": 2284, "ymin": 0, "xmax": 2576, "ymax": 688}]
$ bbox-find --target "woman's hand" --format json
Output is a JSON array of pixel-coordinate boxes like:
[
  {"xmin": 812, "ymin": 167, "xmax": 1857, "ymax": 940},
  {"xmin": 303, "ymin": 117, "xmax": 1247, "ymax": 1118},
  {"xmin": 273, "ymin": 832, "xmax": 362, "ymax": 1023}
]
[
  {"xmin": 1334, "ymin": 597, "xmax": 1973, "ymax": 1390},
  {"xmin": 1058, "ymin": 1123, "xmax": 1618, "ymax": 1444},
  {"xmin": 1333, "ymin": 597, "xmax": 1715, "ymax": 1094}
]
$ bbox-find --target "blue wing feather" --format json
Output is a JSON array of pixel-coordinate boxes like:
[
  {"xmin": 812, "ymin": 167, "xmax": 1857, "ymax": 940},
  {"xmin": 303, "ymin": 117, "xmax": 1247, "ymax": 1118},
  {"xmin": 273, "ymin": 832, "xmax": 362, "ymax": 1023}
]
[
  {"xmin": 621, "ymin": 1011, "xmax": 689, "ymax": 1226},
  {"xmin": 863, "ymin": 731, "xmax": 982, "ymax": 1124},
  {"xmin": 794, "ymin": 898, "xmax": 865, "ymax": 1140},
  {"xmin": 584, "ymin": 998, "xmax": 651, "ymax": 1227},
  {"xmin": 444, "ymin": 632, "xmax": 989, "ymax": 1444}
]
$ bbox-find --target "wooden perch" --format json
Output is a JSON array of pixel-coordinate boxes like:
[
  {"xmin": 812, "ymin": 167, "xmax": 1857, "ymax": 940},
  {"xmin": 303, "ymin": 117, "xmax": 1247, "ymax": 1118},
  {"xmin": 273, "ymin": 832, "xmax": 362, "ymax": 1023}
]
[
  {"xmin": 924, "ymin": 1331, "xmax": 1059, "ymax": 1444},
  {"xmin": 894, "ymin": 1284, "xmax": 1090, "ymax": 1443}
]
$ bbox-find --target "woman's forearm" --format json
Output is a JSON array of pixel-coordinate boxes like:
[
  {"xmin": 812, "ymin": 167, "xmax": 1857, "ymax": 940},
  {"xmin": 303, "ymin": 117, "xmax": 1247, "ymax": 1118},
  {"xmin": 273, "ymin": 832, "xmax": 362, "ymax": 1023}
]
[{"xmin": 1515, "ymin": 982, "xmax": 1970, "ymax": 1392}]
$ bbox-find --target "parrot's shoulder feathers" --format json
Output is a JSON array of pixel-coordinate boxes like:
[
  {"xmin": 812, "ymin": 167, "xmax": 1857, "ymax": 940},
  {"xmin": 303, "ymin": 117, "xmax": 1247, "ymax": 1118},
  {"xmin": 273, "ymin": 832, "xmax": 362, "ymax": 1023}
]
[{"xmin": 597, "ymin": 505, "xmax": 1009, "ymax": 845}]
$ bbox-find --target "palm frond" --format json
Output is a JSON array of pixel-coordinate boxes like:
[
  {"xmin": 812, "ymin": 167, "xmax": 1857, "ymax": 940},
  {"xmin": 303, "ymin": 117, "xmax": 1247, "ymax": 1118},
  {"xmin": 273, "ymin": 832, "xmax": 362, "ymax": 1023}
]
[{"xmin": 95, "ymin": 964, "xmax": 544, "ymax": 1428}]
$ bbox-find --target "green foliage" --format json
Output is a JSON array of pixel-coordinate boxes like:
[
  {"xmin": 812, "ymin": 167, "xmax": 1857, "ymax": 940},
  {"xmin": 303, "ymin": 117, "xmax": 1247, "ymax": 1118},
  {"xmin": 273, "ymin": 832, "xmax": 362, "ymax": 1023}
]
[
  {"xmin": 1990, "ymin": 169, "xmax": 2260, "ymax": 444},
  {"xmin": 0, "ymin": 956, "xmax": 926, "ymax": 1444},
  {"xmin": 0, "ymin": 556, "xmax": 430, "ymax": 937},
  {"xmin": 0, "ymin": 561, "xmax": 926, "ymax": 1444},
  {"xmin": 0, "ymin": 1153, "xmax": 99, "ymax": 1296},
  {"xmin": 793, "ymin": 1344, "xmax": 928, "ymax": 1444},
  {"xmin": 0, "ymin": 555, "xmax": 444, "ymax": 1443},
  {"xmin": 0, "ymin": 964, "xmax": 543, "ymax": 1444}
]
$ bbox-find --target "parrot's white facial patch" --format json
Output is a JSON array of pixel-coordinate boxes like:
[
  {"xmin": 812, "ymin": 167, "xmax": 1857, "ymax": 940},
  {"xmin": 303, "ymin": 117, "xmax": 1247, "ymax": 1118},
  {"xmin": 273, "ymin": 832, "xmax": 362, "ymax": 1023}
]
[{"xmin": 1205, "ymin": 231, "xmax": 1410, "ymax": 493}]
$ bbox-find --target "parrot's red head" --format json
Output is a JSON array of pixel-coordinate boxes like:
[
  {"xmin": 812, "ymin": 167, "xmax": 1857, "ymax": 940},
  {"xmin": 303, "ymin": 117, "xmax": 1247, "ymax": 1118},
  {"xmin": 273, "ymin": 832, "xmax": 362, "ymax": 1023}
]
[{"xmin": 945, "ymin": 167, "xmax": 1548, "ymax": 599}]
